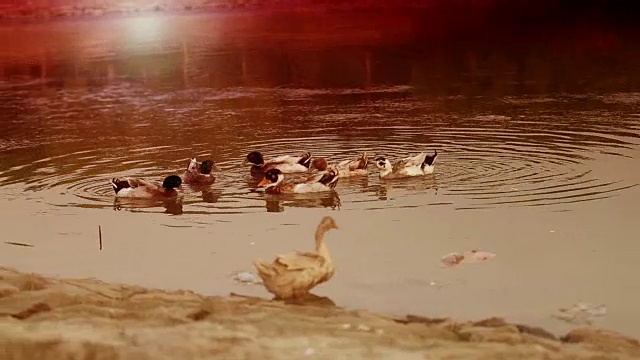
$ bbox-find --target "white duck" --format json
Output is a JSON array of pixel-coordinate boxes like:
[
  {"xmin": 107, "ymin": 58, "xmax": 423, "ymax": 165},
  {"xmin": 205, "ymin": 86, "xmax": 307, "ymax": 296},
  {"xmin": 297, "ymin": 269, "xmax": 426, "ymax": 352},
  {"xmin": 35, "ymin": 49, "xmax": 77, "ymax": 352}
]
[
  {"xmin": 110, "ymin": 175, "xmax": 182, "ymax": 198},
  {"xmin": 374, "ymin": 151, "xmax": 438, "ymax": 179},
  {"xmin": 257, "ymin": 167, "xmax": 339, "ymax": 194}
]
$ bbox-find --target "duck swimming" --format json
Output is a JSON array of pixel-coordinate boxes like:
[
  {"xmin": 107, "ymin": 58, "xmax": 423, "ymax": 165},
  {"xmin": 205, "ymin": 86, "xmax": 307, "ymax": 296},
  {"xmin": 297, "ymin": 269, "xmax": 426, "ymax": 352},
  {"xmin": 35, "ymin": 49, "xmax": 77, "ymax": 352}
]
[
  {"xmin": 257, "ymin": 167, "xmax": 339, "ymax": 194},
  {"xmin": 110, "ymin": 175, "xmax": 182, "ymax": 198},
  {"xmin": 244, "ymin": 150, "xmax": 312, "ymax": 174},
  {"xmin": 253, "ymin": 216, "xmax": 339, "ymax": 300},
  {"xmin": 183, "ymin": 158, "xmax": 217, "ymax": 185},
  {"xmin": 311, "ymin": 152, "xmax": 368, "ymax": 177},
  {"xmin": 374, "ymin": 151, "xmax": 438, "ymax": 179}
]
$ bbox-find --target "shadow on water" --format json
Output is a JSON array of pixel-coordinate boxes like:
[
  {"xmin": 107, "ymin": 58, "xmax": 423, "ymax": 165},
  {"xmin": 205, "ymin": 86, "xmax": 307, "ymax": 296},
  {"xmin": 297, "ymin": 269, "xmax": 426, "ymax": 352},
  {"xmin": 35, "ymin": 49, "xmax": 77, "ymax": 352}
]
[
  {"xmin": 263, "ymin": 191, "xmax": 342, "ymax": 213},
  {"xmin": 113, "ymin": 197, "xmax": 184, "ymax": 215},
  {"xmin": 187, "ymin": 184, "xmax": 223, "ymax": 203}
]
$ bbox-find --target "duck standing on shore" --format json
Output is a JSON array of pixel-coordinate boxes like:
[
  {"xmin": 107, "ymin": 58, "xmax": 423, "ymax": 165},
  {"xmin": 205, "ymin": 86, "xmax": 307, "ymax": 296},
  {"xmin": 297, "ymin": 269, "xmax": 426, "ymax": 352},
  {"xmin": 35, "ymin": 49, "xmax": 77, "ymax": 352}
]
[{"xmin": 253, "ymin": 216, "xmax": 339, "ymax": 299}]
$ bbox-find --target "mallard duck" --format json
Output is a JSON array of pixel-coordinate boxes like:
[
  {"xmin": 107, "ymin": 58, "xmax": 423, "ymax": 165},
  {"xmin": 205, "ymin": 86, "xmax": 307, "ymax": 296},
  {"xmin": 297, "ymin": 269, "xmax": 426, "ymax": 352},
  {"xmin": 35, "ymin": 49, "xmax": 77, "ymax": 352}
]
[
  {"xmin": 253, "ymin": 216, "xmax": 339, "ymax": 299},
  {"xmin": 257, "ymin": 167, "xmax": 339, "ymax": 194},
  {"xmin": 110, "ymin": 175, "xmax": 182, "ymax": 198},
  {"xmin": 183, "ymin": 158, "xmax": 217, "ymax": 185},
  {"xmin": 244, "ymin": 150, "xmax": 312, "ymax": 174},
  {"xmin": 311, "ymin": 152, "xmax": 368, "ymax": 177},
  {"xmin": 374, "ymin": 151, "xmax": 438, "ymax": 179}
]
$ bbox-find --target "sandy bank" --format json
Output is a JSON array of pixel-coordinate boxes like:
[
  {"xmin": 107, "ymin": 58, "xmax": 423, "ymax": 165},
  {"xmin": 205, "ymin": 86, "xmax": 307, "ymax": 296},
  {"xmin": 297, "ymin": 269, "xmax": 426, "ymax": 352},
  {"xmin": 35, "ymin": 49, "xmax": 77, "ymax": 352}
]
[{"xmin": 0, "ymin": 266, "xmax": 639, "ymax": 360}]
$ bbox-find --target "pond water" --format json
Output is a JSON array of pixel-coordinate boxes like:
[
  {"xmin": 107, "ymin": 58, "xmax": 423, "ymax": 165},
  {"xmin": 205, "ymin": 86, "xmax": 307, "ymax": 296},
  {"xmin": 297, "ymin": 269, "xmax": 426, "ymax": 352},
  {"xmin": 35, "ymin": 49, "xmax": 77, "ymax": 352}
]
[{"xmin": 1, "ymin": 12, "xmax": 639, "ymax": 337}]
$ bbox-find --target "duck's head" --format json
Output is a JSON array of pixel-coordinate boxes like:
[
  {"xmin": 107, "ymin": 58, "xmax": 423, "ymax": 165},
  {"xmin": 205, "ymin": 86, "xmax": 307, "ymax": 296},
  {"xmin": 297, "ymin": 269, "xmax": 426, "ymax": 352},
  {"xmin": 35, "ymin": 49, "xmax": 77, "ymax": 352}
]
[
  {"xmin": 318, "ymin": 216, "xmax": 339, "ymax": 231},
  {"xmin": 374, "ymin": 156, "xmax": 391, "ymax": 170},
  {"xmin": 162, "ymin": 175, "xmax": 182, "ymax": 189},
  {"xmin": 245, "ymin": 151, "xmax": 264, "ymax": 166},
  {"xmin": 187, "ymin": 158, "xmax": 199, "ymax": 172},
  {"xmin": 310, "ymin": 157, "xmax": 329, "ymax": 171},
  {"xmin": 199, "ymin": 160, "xmax": 217, "ymax": 174},
  {"xmin": 257, "ymin": 168, "xmax": 283, "ymax": 187}
]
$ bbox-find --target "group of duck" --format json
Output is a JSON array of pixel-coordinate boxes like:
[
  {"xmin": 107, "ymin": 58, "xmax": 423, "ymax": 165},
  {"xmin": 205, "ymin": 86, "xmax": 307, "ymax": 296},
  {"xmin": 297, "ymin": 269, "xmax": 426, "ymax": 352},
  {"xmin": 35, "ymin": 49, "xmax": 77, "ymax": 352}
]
[
  {"xmin": 109, "ymin": 150, "xmax": 438, "ymax": 300},
  {"xmin": 110, "ymin": 149, "xmax": 438, "ymax": 199}
]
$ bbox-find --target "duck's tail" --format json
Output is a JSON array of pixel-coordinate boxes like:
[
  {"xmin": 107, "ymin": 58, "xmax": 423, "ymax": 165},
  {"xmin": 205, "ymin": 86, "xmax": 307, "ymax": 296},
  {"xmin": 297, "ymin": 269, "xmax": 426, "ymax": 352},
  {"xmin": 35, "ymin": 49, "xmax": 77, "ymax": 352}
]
[
  {"xmin": 253, "ymin": 259, "xmax": 275, "ymax": 278},
  {"xmin": 357, "ymin": 151, "xmax": 368, "ymax": 169},
  {"xmin": 110, "ymin": 178, "xmax": 131, "ymax": 194},
  {"xmin": 298, "ymin": 151, "xmax": 312, "ymax": 168},
  {"xmin": 318, "ymin": 167, "xmax": 340, "ymax": 189},
  {"xmin": 423, "ymin": 150, "xmax": 438, "ymax": 167}
]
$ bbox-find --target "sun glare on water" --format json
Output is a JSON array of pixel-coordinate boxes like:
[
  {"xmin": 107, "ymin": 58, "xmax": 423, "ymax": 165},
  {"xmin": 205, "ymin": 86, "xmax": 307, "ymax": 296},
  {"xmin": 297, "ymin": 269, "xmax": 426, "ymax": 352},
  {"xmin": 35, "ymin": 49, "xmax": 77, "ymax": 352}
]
[{"xmin": 128, "ymin": 15, "xmax": 164, "ymax": 43}]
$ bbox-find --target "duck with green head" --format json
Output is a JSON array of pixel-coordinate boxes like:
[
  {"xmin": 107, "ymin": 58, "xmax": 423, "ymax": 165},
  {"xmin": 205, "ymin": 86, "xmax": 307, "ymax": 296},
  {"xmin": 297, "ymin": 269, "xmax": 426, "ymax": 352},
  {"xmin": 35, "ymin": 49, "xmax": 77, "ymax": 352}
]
[
  {"xmin": 110, "ymin": 175, "xmax": 182, "ymax": 199},
  {"xmin": 244, "ymin": 150, "xmax": 313, "ymax": 174}
]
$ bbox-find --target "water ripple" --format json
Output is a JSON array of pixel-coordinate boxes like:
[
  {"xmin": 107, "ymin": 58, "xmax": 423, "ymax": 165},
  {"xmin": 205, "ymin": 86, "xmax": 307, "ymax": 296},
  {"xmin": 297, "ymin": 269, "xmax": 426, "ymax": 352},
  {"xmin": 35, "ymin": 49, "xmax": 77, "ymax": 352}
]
[{"xmin": 0, "ymin": 86, "xmax": 638, "ymax": 214}]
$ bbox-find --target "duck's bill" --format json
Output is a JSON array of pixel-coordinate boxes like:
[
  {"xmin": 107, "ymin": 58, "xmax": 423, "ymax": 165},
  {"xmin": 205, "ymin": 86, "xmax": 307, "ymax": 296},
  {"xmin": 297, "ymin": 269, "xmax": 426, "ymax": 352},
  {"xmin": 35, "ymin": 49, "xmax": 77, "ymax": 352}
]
[{"xmin": 257, "ymin": 177, "xmax": 269, "ymax": 187}]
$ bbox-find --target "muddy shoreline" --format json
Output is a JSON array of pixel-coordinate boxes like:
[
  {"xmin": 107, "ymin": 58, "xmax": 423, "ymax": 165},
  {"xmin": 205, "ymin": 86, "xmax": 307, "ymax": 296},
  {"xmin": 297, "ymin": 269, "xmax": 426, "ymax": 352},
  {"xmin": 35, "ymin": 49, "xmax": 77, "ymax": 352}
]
[{"xmin": 1, "ymin": 266, "xmax": 639, "ymax": 359}]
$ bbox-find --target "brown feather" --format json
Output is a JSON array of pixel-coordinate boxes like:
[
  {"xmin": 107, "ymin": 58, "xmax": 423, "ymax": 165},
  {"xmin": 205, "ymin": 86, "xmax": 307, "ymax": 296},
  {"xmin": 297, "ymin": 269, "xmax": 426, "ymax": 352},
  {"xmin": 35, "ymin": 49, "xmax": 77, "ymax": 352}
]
[{"xmin": 252, "ymin": 217, "xmax": 338, "ymax": 299}]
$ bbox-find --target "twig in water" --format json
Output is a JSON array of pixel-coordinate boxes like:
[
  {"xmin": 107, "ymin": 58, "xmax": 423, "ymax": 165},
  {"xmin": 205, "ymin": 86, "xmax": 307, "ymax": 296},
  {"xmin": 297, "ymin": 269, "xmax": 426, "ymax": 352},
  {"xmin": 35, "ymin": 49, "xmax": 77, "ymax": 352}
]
[
  {"xmin": 5, "ymin": 241, "xmax": 35, "ymax": 248},
  {"xmin": 99, "ymin": 225, "xmax": 103, "ymax": 251}
]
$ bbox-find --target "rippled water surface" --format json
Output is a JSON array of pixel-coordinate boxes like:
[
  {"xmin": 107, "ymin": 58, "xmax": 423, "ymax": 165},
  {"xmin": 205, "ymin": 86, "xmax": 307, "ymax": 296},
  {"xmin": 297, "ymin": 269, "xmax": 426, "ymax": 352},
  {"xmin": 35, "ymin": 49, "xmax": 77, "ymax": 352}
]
[
  {"xmin": 1, "ymin": 12, "xmax": 640, "ymax": 337},
  {"xmin": 2, "ymin": 87, "xmax": 639, "ymax": 214}
]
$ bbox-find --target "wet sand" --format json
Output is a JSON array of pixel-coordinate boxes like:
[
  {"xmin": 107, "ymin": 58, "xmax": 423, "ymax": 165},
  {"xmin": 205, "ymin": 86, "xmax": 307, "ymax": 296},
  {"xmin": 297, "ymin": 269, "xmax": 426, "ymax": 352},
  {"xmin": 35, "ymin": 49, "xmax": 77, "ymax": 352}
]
[{"xmin": 1, "ymin": 266, "xmax": 639, "ymax": 360}]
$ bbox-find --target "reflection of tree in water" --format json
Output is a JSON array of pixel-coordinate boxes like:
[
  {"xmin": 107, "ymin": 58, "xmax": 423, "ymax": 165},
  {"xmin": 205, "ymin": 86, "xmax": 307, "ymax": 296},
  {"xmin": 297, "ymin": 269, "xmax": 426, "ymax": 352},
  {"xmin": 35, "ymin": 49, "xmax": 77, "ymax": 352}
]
[
  {"xmin": 112, "ymin": 197, "xmax": 184, "ymax": 215},
  {"xmin": 264, "ymin": 191, "xmax": 341, "ymax": 213},
  {"xmin": 1, "ymin": 7, "xmax": 637, "ymax": 96}
]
